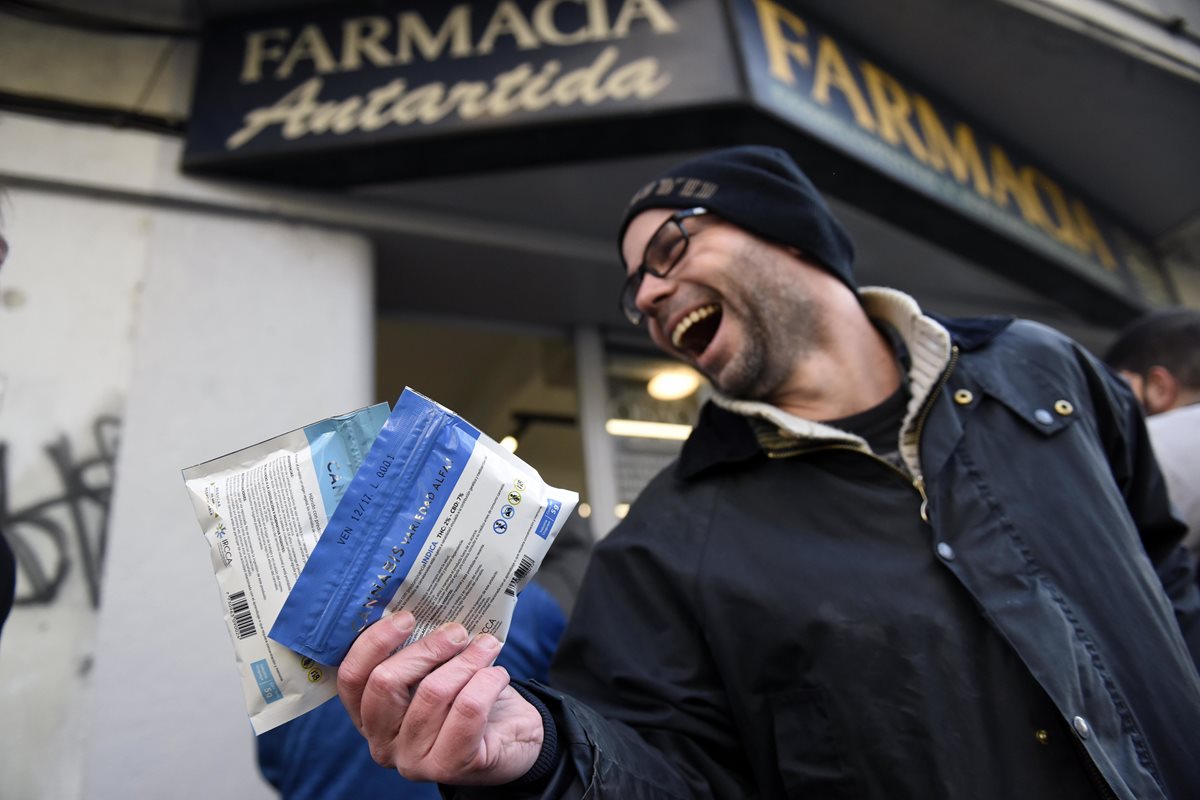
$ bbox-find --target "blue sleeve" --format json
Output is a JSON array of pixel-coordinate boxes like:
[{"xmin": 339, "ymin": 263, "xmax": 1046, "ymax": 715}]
[{"xmin": 494, "ymin": 581, "xmax": 567, "ymax": 684}]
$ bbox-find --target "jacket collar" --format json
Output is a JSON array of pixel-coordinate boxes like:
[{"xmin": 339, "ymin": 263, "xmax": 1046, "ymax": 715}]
[{"xmin": 677, "ymin": 288, "xmax": 1012, "ymax": 480}]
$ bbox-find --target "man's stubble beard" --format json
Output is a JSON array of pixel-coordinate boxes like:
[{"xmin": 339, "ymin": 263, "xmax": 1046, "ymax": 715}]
[{"xmin": 708, "ymin": 245, "xmax": 828, "ymax": 402}]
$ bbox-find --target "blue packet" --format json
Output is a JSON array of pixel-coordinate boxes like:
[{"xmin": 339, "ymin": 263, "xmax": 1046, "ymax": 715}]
[{"xmin": 270, "ymin": 388, "xmax": 578, "ymax": 666}]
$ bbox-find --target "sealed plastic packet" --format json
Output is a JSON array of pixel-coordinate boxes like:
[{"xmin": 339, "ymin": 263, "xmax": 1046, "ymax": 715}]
[
  {"xmin": 270, "ymin": 387, "xmax": 579, "ymax": 666},
  {"xmin": 182, "ymin": 403, "xmax": 390, "ymax": 734}
]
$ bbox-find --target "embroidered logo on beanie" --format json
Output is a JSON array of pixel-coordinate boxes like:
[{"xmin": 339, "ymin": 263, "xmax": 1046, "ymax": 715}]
[
  {"xmin": 628, "ymin": 177, "xmax": 720, "ymax": 207},
  {"xmin": 618, "ymin": 145, "xmax": 857, "ymax": 293}
]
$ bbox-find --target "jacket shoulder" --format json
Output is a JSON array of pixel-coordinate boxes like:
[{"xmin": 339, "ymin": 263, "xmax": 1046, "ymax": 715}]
[
  {"xmin": 977, "ymin": 317, "xmax": 1078, "ymax": 354},
  {"xmin": 960, "ymin": 317, "xmax": 1097, "ymax": 375}
]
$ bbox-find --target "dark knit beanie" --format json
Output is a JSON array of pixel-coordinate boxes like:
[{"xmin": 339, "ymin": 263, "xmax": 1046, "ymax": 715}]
[{"xmin": 618, "ymin": 145, "xmax": 857, "ymax": 293}]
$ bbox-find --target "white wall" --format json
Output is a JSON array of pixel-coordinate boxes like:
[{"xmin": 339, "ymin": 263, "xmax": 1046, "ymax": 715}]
[
  {"xmin": 0, "ymin": 188, "xmax": 154, "ymax": 800},
  {"xmin": 84, "ymin": 210, "xmax": 374, "ymax": 800},
  {"xmin": 0, "ymin": 112, "xmax": 375, "ymax": 799}
]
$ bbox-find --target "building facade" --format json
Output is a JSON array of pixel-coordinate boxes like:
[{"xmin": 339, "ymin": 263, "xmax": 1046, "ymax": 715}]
[{"xmin": 0, "ymin": 1, "xmax": 1197, "ymax": 798}]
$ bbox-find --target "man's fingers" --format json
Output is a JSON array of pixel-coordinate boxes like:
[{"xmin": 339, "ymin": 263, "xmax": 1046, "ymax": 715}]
[
  {"xmin": 400, "ymin": 633, "xmax": 503, "ymax": 754},
  {"xmin": 338, "ymin": 611, "xmax": 416, "ymax": 731},
  {"xmin": 433, "ymin": 665, "xmax": 513, "ymax": 759},
  {"xmin": 359, "ymin": 622, "xmax": 476, "ymax": 742}
]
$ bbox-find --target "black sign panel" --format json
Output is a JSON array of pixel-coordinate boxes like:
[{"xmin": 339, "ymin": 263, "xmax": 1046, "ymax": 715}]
[
  {"xmin": 183, "ymin": 0, "xmax": 1174, "ymax": 319},
  {"xmin": 183, "ymin": 0, "xmax": 742, "ymax": 183},
  {"xmin": 731, "ymin": 0, "xmax": 1174, "ymax": 307}
]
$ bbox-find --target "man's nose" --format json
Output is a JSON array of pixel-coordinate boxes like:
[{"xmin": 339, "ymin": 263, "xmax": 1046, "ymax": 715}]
[{"xmin": 635, "ymin": 270, "xmax": 675, "ymax": 317}]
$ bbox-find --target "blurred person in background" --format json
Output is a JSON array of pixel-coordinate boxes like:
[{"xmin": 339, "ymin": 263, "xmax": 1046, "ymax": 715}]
[{"xmin": 1105, "ymin": 308, "xmax": 1200, "ymax": 556}]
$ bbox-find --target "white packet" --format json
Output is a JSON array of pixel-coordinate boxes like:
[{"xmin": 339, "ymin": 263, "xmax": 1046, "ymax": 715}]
[
  {"xmin": 182, "ymin": 403, "xmax": 389, "ymax": 734},
  {"xmin": 269, "ymin": 387, "xmax": 579, "ymax": 667}
]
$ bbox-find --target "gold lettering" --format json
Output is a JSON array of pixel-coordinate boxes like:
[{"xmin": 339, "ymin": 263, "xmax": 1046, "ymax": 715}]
[
  {"xmin": 913, "ymin": 96, "xmax": 990, "ymax": 195},
  {"xmin": 444, "ymin": 81, "xmax": 491, "ymax": 119},
  {"xmin": 1029, "ymin": 169, "xmax": 1085, "ymax": 249},
  {"xmin": 753, "ymin": 0, "xmax": 810, "ymax": 84},
  {"xmin": 487, "ymin": 64, "xmax": 536, "ymax": 115},
  {"xmin": 586, "ymin": 0, "xmax": 612, "ymax": 38},
  {"xmin": 397, "ymin": 6, "xmax": 472, "ymax": 64},
  {"xmin": 241, "ymin": 27, "xmax": 291, "ymax": 84},
  {"xmin": 990, "ymin": 146, "xmax": 1052, "ymax": 230},
  {"xmin": 478, "ymin": 1, "xmax": 540, "ymax": 54},
  {"xmin": 515, "ymin": 60, "xmax": 563, "ymax": 110},
  {"xmin": 308, "ymin": 96, "xmax": 364, "ymax": 135},
  {"xmin": 551, "ymin": 45, "xmax": 619, "ymax": 104},
  {"xmin": 390, "ymin": 84, "xmax": 446, "ymax": 125},
  {"xmin": 532, "ymin": 0, "xmax": 593, "ymax": 46},
  {"xmin": 861, "ymin": 62, "xmax": 928, "ymax": 163},
  {"xmin": 604, "ymin": 54, "xmax": 671, "ymax": 99},
  {"xmin": 225, "ymin": 48, "xmax": 672, "ymax": 148},
  {"xmin": 1070, "ymin": 199, "xmax": 1119, "ymax": 270},
  {"xmin": 611, "ymin": 0, "xmax": 678, "ymax": 37},
  {"xmin": 227, "ymin": 78, "xmax": 321, "ymax": 148},
  {"xmin": 358, "ymin": 80, "xmax": 406, "ymax": 131},
  {"xmin": 341, "ymin": 16, "xmax": 394, "ymax": 71},
  {"xmin": 276, "ymin": 24, "xmax": 338, "ymax": 80},
  {"xmin": 812, "ymin": 36, "xmax": 875, "ymax": 132}
]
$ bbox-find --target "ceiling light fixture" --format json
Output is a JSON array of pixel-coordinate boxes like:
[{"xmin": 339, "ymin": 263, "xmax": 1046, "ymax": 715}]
[
  {"xmin": 605, "ymin": 418, "xmax": 693, "ymax": 440},
  {"xmin": 646, "ymin": 367, "xmax": 701, "ymax": 400}
]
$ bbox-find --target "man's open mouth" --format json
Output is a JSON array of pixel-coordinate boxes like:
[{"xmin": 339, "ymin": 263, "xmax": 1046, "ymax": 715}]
[{"xmin": 671, "ymin": 304, "xmax": 722, "ymax": 357}]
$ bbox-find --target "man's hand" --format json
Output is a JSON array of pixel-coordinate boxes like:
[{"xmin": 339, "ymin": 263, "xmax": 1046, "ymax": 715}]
[{"xmin": 338, "ymin": 610, "xmax": 544, "ymax": 785}]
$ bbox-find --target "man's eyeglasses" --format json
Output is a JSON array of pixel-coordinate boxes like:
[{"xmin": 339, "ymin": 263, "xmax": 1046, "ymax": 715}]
[{"xmin": 620, "ymin": 207, "xmax": 710, "ymax": 325}]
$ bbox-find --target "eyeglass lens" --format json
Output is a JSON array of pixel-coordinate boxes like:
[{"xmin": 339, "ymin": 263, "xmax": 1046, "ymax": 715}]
[
  {"xmin": 644, "ymin": 219, "xmax": 688, "ymax": 278},
  {"xmin": 619, "ymin": 207, "xmax": 708, "ymax": 325}
]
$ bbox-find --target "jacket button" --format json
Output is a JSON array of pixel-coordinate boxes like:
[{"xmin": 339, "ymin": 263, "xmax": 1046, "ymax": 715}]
[
  {"xmin": 1034, "ymin": 408, "xmax": 1054, "ymax": 425},
  {"xmin": 1034, "ymin": 729, "xmax": 1049, "ymax": 745},
  {"xmin": 953, "ymin": 389, "xmax": 974, "ymax": 405},
  {"xmin": 936, "ymin": 542, "xmax": 955, "ymax": 561},
  {"xmin": 1054, "ymin": 400, "xmax": 1074, "ymax": 416},
  {"xmin": 1072, "ymin": 716, "xmax": 1091, "ymax": 739}
]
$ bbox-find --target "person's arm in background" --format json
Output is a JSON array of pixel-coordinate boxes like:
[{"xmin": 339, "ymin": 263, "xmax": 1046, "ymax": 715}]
[
  {"xmin": 1, "ymin": 234, "xmax": 15, "ymax": 640},
  {"xmin": 0, "ymin": 529, "xmax": 15, "ymax": 640}
]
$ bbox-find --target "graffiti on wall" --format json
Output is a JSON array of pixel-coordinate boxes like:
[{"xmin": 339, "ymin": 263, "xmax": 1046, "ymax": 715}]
[{"xmin": 0, "ymin": 416, "xmax": 120, "ymax": 609}]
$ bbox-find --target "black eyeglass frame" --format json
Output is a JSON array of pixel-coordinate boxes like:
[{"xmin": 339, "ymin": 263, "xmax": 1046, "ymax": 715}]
[{"xmin": 620, "ymin": 206, "xmax": 710, "ymax": 325}]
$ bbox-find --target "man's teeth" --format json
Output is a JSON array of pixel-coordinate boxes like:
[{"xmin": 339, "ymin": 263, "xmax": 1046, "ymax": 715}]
[{"xmin": 671, "ymin": 304, "xmax": 719, "ymax": 349}]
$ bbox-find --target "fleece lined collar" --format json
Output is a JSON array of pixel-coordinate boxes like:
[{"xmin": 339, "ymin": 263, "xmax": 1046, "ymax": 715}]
[{"xmin": 679, "ymin": 288, "xmax": 1009, "ymax": 480}]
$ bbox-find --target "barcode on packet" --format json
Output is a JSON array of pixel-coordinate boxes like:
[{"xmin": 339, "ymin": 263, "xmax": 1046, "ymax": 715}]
[
  {"xmin": 229, "ymin": 590, "xmax": 257, "ymax": 639},
  {"xmin": 505, "ymin": 555, "xmax": 535, "ymax": 597}
]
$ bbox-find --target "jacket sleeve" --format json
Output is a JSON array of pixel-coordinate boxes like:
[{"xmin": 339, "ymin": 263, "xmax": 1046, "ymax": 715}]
[
  {"xmin": 442, "ymin": 502, "xmax": 754, "ymax": 800},
  {"xmin": 473, "ymin": 483, "xmax": 754, "ymax": 799},
  {"xmin": 1079, "ymin": 343, "xmax": 1200, "ymax": 665}
]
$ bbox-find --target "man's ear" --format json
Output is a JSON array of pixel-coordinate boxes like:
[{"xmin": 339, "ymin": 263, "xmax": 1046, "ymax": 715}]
[{"xmin": 1142, "ymin": 365, "xmax": 1179, "ymax": 415}]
